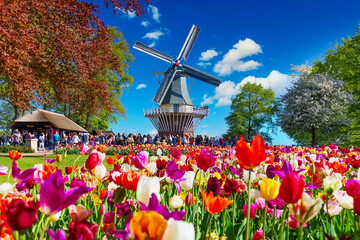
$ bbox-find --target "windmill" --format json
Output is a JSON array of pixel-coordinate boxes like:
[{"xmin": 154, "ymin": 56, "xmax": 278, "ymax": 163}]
[{"xmin": 133, "ymin": 25, "xmax": 221, "ymax": 137}]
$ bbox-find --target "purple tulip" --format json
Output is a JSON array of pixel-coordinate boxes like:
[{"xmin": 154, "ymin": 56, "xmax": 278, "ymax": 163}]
[
  {"xmin": 131, "ymin": 151, "xmax": 149, "ymax": 170},
  {"xmin": 206, "ymin": 177, "xmax": 222, "ymax": 196},
  {"xmin": 12, "ymin": 161, "xmax": 36, "ymax": 184},
  {"xmin": 70, "ymin": 177, "xmax": 86, "ymax": 188},
  {"xmin": 47, "ymin": 229, "xmax": 67, "ymax": 240},
  {"xmin": 271, "ymin": 161, "xmax": 304, "ymax": 179},
  {"xmin": 165, "ymin": 160, "xmax": 186, "ymax": 194},
  {"xmin": 44, "ymin": 154, "xmax": 56, "ymax": 164},
  {"xmin": 40, "ymin": 170, "xmax": 93, "ymax": 215},
  {"xmin": 139, "ymin": 193, "xmax": 186, "ymax": 221}
]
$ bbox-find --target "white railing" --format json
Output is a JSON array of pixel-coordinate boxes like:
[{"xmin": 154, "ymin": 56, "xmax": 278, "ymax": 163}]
[{"xmin": 143, "ymin": 106, "xmax": 209, "ymax": 115}]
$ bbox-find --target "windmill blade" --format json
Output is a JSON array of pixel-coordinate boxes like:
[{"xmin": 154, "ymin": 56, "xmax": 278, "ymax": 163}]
[
  {"xmin": 133, "ymin": 41, "xmax": 173, "ymax": 63},
  {"xmin": 177, "ymin": 25, "xmax": 200, "ymax": 62},
  {"xmin": 153, "ymin": 68, "xmax": 178, "ymax": 104},
  {"xmin": 182, "ymin": 64, "xmax": 221, "ymax": 86}
]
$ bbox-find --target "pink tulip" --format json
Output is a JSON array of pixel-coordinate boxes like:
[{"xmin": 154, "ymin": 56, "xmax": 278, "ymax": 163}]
[{"xmin": 242, "ymin": 203, "xmax": 257, "ymax": 219}]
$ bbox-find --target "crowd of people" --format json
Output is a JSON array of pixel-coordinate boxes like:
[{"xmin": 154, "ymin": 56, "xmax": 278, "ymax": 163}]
[{"xmin": 0, "ymin": 129, "xmax": 238, "ymax": 150}]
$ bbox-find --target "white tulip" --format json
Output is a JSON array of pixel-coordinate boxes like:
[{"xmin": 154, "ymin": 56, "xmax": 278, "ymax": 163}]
[
  {"xmin": 334, "ymin": 190, "xmax": 354, "ymax": 209},
  {"xmin": 0, "ymin": 182, "xmax": 12, "ymax": 194},
  {"xmin": 250, "ymin": 189, "xmax": 262, "ymax": 200},
  {"xmin": 180, "ymin": 171, "xmax": 195, "ymax": 191},
  {"xmin": 157, "ymin": 148, "xmax": 162, "ymax": 157},
  {"xmin": 95, "ymin": 164, "xmax": 107, "ymax": 180},
  {"xmin": 146, "ymin": 162, "xmax": 157, "ymax": 174},
  {"xmin": 243, "ymin": 170, "xmax": 255, "ymax": 183},
  {"xmin": 107, "ymin": 182, "xmax": 119, "ymax": 192},
  {"xmin": 323, "ymin": 175, "xmax": 342, "ymax": 195},
  {"xmin": 162, "ymin": 218, "xmax": 195, "ymax": 240},
  {"xmin": 122, "ymin": 164, "xmax": 132, "ymax": 172},
  {"xmin": 137, "ymin": 176, "xmax": 160, "ymax": 206},
  {"xmin": 169, "ymin": 195, "xmax": 183, "ymax": 209}
]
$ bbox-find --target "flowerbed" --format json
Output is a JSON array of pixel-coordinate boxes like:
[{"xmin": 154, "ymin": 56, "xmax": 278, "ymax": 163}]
[{"xmin": 1, "ymin": 135, "xmax": 360, "ymax": 240}]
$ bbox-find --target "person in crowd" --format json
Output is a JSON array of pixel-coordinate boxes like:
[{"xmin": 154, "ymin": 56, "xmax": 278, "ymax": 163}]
[
  {"xmin": 73, "ymin": 133, "xmax": 80, "ymax": 146},
  {"xmin": 227, "ymin": 136, "xmax": 232, "ymax": 146},
  {"xmin": 13, "ymin": 130, "xmax": 21, "ymax": 146},
  {"xmin": 53, "ymin": 130, "xmax": 61, "ymax": 149},
  {"xmin": 2, "ymin": 132, "xmax": 9, "ymax": 145}
]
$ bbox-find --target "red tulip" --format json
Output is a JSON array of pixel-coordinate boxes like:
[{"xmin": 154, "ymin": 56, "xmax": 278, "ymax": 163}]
[
  {"xmin": 195, "ymin": 149, "xmax": 216, "ymax": 172},
  {"xmin": 278, "ymin": 172, "xmax": 305, "ymax": 204},
  {"xmin": 1, "ymin": 198, "xmax": 39, "ymax": 230},
  {"xmin": 68, "ymin": 220, "xmax": 98, "ymax": 240},
  {"xmin": 85, "ymin": 153, "xmax": 99, "ymax": 170},
  {"xmin": 65, "ymin": 167, "xmax": 73, "ymax": 175},
  {"xmin": 236, "ymin": 135, "xmax": 266, "ymax": 170}
]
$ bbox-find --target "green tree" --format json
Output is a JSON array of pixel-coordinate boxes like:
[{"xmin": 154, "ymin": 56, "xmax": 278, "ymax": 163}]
[
  {"xmin": 313, "ymin": 27, "xmax": 360, "ymax": 145},
  {"xmin": 278, "ymin": 65, "xmax": 353, "ymax": 147},
  {"xmin": 225, "ymin": 82, "xmax": 278, "ymax": 143}
]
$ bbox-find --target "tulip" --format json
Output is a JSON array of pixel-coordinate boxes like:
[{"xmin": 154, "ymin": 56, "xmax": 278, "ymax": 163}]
[
  {"xmin": 12, "ymin": 161, "xmax": 36, "ymax": 184},
  {"xmin": 253, "ymin": 230, "xmax": 265, "ymax": 240},
  {"xmin": 345, "ymin": 179, "xmax": 360, "ymax": 214},
  {"xmin": 323, "ymin": 175, "xmax": 342, "ymax": 196},
  {"xmin": 79, "ymin": 144, "xmax": 90, "ymax": 155},
  {"xmin": 201, "ymin": 190, "xmax": 233, "ymax": 214},
  {"xmin": 236, "ymin": 135, "xmax": 266, "ymax": 170},
  {"xmin": 224, "ymin": 178, "xmax": 245, "ymax": 194},
  {"xmin": 195, "ymin": 149, "xmax": 216, "ymax": 172},
  {"xmin": 96, "ymin": 144, "xmax": 107, "ymax": 153},
  {"xmin": 130, "ymin": 211, "xmax": 168, "ymax": 240},
  {"xmin": 260, "ymin": 178, "xmax": 280, "ymax": 201},
  {"xmin": 255, "ymin": 197, "xmax": 266, "ymax": 209},
  {"xmin": 185, "ymin": 192, "xmax": 194, "ymax": 206},
  {"xmin": 334, "ymin": 190, "xmax": 354, "ymax": 209},
  {"xmin": 69, "ymin": 205, "xmax": 93, "ymax": 222},
  {"xmin": 117, "ymin": 170, "xmax": 142, "ymax": 191},
  {"xmin": 132, "ymin": 151, "xmax": 149, "ymax": 170},
  {"xmin": 47, "ymin": 229, "xmax": 67, "ymax": 240},
  {"xmin": 288, "ymin": 193, "xmax": 322, "ymax": 224},
  {"xmin": 65, "ymin": 166, "xmax": 72, "ymax": 175},
  {"xmin": 323, "ymin": 200, "xmax": 342, "ymax": 216},
  {"xmin": 1, "ymin": 198, "xmax": 39, "ymax": 230},
  {"xmin": 112, "ymin": 186, "xmax": 126, "ymax": 204},
  {"xmin": 206, "ymin": 177, "xmax": 222, "ymax": 196},
  {"xmin": 85, "ymin": 153, "xmax": 99, "ymax": 170},
  {"xmin": 9, "ymin": 150, "xmax": 22, "ymax": 161},
  {"xmin": 242, "ymin": 203, "xmax": 257, "ymax": 219},
  {"xmin": 94, "ymin": 164, "xmax": 107, "ymax": 180},
  {"xmin": 40, "ymin": 170, "xmax": 93, "ymax": 216},
  {"xmin": 56, "ymin": 154, "xmax": 62, "ymax": 163},
  {"xmin": 278, "ymin": 172, "xmax": 305, "ymax": 204},
  {"xmin": 162, "ymin": 218, "xmax": 195, "ymax": 240},
  {"xmin": 0, "ymin": 182, "xmax": 12, "ymax": 194},
  {"xmin": 68, "ymin": 220, "xmax": 98, "ymax": 240},
  {"xmin": 137, "ymin": 176, "xmax": 160, "ymax": 206},
  {"xmin": 169, "ymin": 195, "xmax": 183, "ymax": 209},
  {"xmin": 106, "ymin": 156, "xmax": 116, "ymax": 165},
  {"xmin": 288, "ymin": 214, "xmax": 307, "ymax": 230},
  {"xmin": 0, "ymin": 165, "xmax": 8, "ymax": 175},
  {"xmin": 49, "ymin": 211, "xmax": 62, "ymax": 222},
  {"xmin": 179, "ymin": 171, "xmax": 196, "ymax": 191},
  {"xmin": 146, "ymin": 161, "xmax": 157, "ymax": 174}
]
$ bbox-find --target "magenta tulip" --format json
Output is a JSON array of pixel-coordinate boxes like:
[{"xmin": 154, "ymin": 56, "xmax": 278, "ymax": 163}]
[
  {"xmin": 195, "ymin": 149, "xmax": 216, "ymax": 172},
  {"xmin": 278, "ymin": 172, "xmax": 305, "ymax": 204},
  {"xmin": 346, "ymin": 179, "xmax": 360, "ymax": 215},
  {"xmin": 242, "ymin": 203, "xmax": 257, "ymax": 219}
]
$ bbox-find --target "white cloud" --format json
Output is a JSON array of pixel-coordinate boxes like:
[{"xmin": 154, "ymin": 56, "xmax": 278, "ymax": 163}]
[
  {"xmin": 201, "ymin": 125, "xmax": 210, "ymax": 128},
  {"xmin": 201, "ymin": 70, "xmax": 292, "ymax": 107},
  {"xmin": 148, "ymin": 5, "xmax": 161, "ymax": 23},
  {"xmin": 149, "ymin": 129, "xmax": 158, "ymax": 135},
  {"xmin": 143, "ymin": 30, "xmax": 164, "ymax": 40},
  {"xmin": 214, "ymin": 38, "xmax": 262, "ymax": 76},
  {"xmin": 136, "ymin": 83, "xmax": 147, "ymax": 90},
  {"xmin": 141, "ymin": 21, "xmax": 150, "ymax": 27},
  {"xmin": 197, "ymin": 62, "xmax": 211, "ymax": 67},
  {"xmin": 199, "ymin": 49, "xmax": 219, "ymax": 61},
  {"xmin": 240, "ymin": 70, "xmax": 293, "ymax": 96},
  {"xmin": 148, "ymin": 42, "xmax": 156, "ymax": 47},
  {"xmin": 123, "ymin": 10, "xmax": 137, "ymax": 19}
]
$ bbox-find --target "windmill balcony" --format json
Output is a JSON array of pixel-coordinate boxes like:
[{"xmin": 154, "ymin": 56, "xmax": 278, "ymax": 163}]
[{"xmin": 143, "ymin": 105, "xmax": 209, "ymax": 116}]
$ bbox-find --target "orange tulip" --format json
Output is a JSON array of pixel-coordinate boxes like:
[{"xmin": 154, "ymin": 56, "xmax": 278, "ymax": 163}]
[
  {"xmin": 116, "ymin": 170, "xmax": 142, "ymax": 191},
  {"xmin": 96, "ymin": 145, "xmax": 107, "ymax": 153},
  {"xmin": 201, "ymin": 190, "xmax": 233, "ymax": 214},
  {"xmin": 71, "ymin": 164, "xmax": 78, "ymax": 172},
  {"xmin": 236, "ymin": 135, "xmax": 266, "ymax": 170},
  {"xmin": 114, "ymin": 153, "xmax": 122, "ymax": 160},
  {"xmin": 56, "ymin": 154, "xmax": 62, "ymax": 163},
  {"xmin": 106, "ymin": 157, "xmax": 116, "ymax": 165},
  {"xmin": 130, "ymin": 211, "xmax": 168, "ymax": 240},
  {"xmin": 9, "ymin": 150, "xmax": 22, "ymax": 161},
  {"xmin": 42, "ymin": 164, "xmax": 58, "ymax": 180}
]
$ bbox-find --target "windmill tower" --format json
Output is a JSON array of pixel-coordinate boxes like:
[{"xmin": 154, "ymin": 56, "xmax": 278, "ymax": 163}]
[{"xmin": 133, "ymin": 25, "xmax": 221, "ymax": 137}]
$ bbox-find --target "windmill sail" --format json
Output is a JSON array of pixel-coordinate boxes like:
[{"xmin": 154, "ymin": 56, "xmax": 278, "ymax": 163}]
[
  {"xmin": 153, "ymin": 68, "xmax": 178, "ymax": 104},
  {"xmin": 177, "ymin": 25, "xmax": 200, "ymax": 62},
  {"xmin": 182, "ymin": 64, "xmax": 221, "ymax": 86},
  {"xmin": 133, "ymin": 41, "xmax": 173, "ymax": 63}
]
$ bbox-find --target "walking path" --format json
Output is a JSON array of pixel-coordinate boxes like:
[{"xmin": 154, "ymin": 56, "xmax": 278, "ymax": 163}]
[{"xmin": 0, "ymin": 150, "xmax": 54, "ymax": 157}]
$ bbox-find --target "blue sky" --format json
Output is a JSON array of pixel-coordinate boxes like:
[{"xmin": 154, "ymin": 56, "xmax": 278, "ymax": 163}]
[{"xmin": 98, "ymin": 0, "xmax": 360, "ymax": 145}]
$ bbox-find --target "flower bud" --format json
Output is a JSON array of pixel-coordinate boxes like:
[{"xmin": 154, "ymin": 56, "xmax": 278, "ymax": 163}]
[
  {"xmin": 112, "ymin": 186, "xmax": 126, "ymax": 204},
  {"xmin": 100, "ymin": 204, "xmax": 106, "ymax": 215},
  {"xmin": 185, "ymin": 192, "xmax": 194, "ymax": 206},
  {"xmin": 65, "ymin": 167, "xmax": 73, "ymax": 175},
  {"xmin": 56, "ymin": 154, "xmax": 62, "ymax": 163}
]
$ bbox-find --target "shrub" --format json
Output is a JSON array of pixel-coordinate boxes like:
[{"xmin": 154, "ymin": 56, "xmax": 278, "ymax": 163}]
[{"xmin": 0, "ymin": 145, "xmax": 35, "ymax": 153}]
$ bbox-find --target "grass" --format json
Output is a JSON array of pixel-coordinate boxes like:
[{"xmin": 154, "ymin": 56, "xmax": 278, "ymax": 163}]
[{"xmin": 0, "ymin": 154, "xmax": 88, "ymax": 183}]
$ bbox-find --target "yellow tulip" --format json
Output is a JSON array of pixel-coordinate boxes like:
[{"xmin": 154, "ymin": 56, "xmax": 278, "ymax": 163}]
[
  {"xmin": 130, "ymin": 211, "xmax": 168, "ymax": 240},
  {"xmin": 260, "ymin": 178, "xmax": 280, "ymax": 201},
  {"xmin": 56, "ymin": 154, "xmax": 62, "ymax": 163}
]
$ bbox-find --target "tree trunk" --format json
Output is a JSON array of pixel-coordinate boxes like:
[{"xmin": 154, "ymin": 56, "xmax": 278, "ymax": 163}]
[
  {"xmin": 13, "ymin": 105, "xmax": 19, "ymax": 121},
  {"xmin": 85, "ymin": 112, "xmax": 90, "ymax": 131},
  {"xmin": 311, "ymin": 126, "xmax": 316, "ymax": 147}
]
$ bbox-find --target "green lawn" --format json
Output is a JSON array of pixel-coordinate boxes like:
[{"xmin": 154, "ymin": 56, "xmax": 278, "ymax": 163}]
[{"xmin": 0, "ymin": 154, "xmax": 88, "ymax": 183}]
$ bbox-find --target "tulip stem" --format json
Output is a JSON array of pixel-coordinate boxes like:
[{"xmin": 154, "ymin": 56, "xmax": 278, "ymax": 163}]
[
  {"xmin": 262, "ymin": 203, "xmax": 267, "ymax": 240},
  {"xmin": 13, "ymin": 230, "xmax": 19, "ymax": 240},
  {"xmin": 298, "ymin": 223, "xmax": 303, "ymax": 240},
  {"xmin": 73, "ymin": 155, "xmax": 81, "ymax": 166},
  {"xmin": 279, "ymin": 204, "xmax": 287, "ymax": 240},
  {"xmin": 326, "ymin": 197, "xmax": 329, "ymax": 233},
  {"xmin": 205, "ymin": 214, "xmax": 213, "ymax": 239},
  {"xmin": 232, "ymin": 193, "xmax": 237, "ymax": 226},
  {"xmin": 245, "ymin": 169, "xmax": 252, "ymax": 240},
  {"xmin": 39, "ymin": 217, "xmax": 50, "ymax": 240},
  {"xmin": 34, "ymin": 213, "xmax": 45, "ymax": 239}
]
